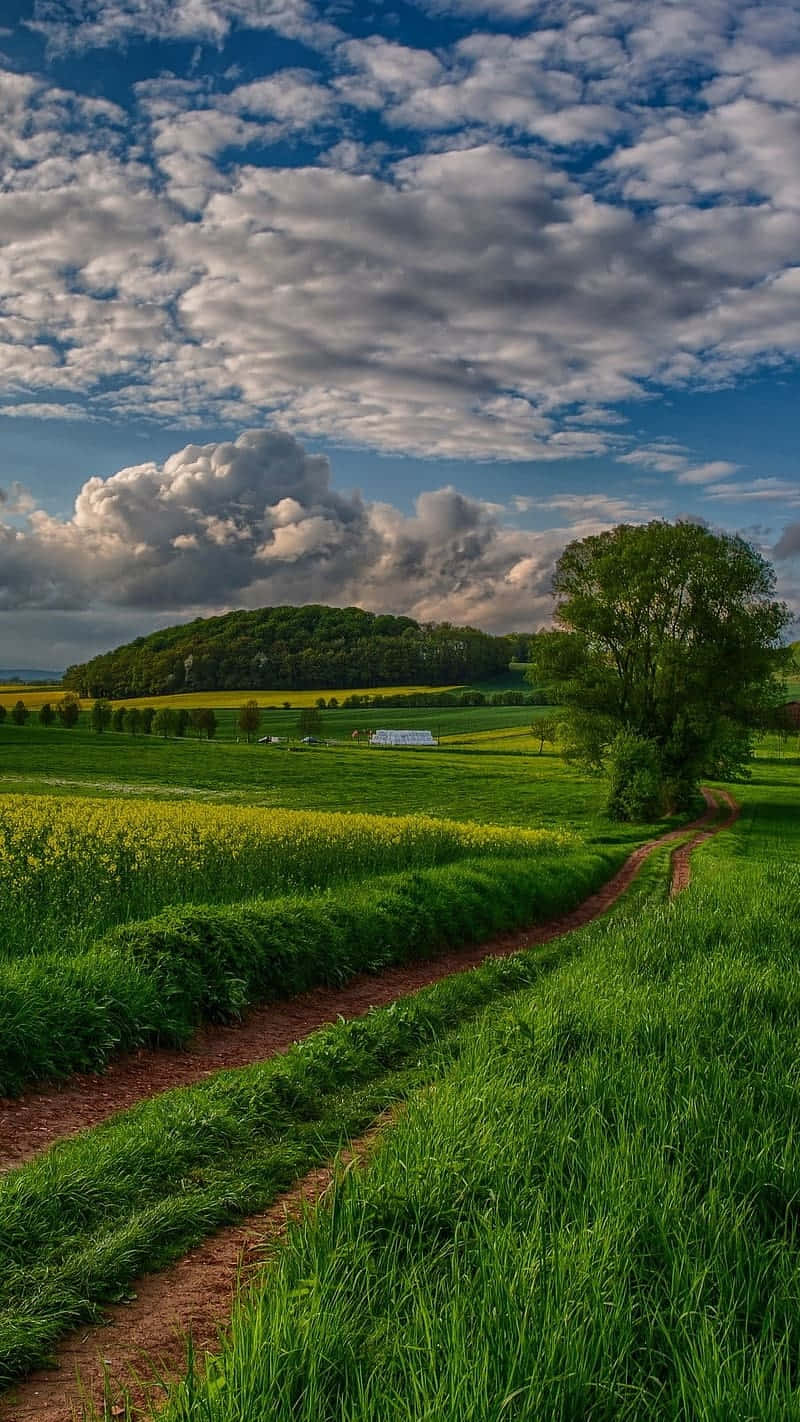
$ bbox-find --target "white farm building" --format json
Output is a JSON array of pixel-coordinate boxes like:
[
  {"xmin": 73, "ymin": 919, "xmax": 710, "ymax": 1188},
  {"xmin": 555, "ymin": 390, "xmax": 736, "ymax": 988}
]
[{"xmin": 369, "ymin": 729, "xmax": 438, "ymax": 749}]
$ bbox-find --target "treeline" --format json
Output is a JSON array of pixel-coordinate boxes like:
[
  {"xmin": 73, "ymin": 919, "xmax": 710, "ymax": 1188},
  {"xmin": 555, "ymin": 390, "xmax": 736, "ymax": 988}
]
[
  {"xmin": 63, "ymin": 604, "xmax": 533, "ymax": 699},
  {"xmin": 319, "ymin": 688, "xmax": 551, "ymax": 709},
  {"xmin": 1, "ymin": 697, "xmax": 218, "ymax": 738}
]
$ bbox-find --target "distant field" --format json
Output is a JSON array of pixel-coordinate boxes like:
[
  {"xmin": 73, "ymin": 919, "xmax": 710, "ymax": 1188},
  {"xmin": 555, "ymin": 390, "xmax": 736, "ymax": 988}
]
[
  {"xmin": 0, "ymin": 702, "xmax": 542, "ymax": 740},
  {"xmin": 0, "ymin": 720, "xmax": 665, "ymax": 848},
  {"xmin": 0, "ymin": 673, "xmax": 536, "ymax": 712},
  {"xmin": 0, "ymin": 682, "xmax": 466, "ymax": 711}
]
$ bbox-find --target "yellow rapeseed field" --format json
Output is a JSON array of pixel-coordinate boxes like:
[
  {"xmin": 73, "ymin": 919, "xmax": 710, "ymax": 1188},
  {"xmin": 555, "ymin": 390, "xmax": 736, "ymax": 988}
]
[
  {"xmin": 0, "ymin": 794, "xmax": 574, "ymax": 959},
  {"xmin": 0, "ymin": 683, "xmax": 463, "ymax": 711}
]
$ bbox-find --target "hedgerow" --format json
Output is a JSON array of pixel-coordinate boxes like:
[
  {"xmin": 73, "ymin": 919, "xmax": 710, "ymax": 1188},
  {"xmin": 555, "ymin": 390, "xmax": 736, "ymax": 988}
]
[{"xmin": 0, "ymin": 846, "xmax": 619, "ymax": 1095}]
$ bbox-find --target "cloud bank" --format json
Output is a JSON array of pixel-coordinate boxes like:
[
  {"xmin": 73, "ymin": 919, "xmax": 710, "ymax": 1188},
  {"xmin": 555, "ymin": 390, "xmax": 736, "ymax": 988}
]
[{"xmin": 0, "ymin": 430, "xmax": 627, "ymax": 641}]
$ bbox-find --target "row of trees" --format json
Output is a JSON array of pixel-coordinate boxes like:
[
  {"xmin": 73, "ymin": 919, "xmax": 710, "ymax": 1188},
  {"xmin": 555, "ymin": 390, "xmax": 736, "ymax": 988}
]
[
  {"xmin": 0, "ymin": 696, "xmax": 219, "ymax": 739},
  {"xmin": 91, "ymin": 702, "xmax": 218, "ymax": 738},
  {"xmin": 0, "ymin": 695, "xmax": 81, "ymax": 727},
  {"xmin": 63, "ymin": 604, "xmax": 521, "ymax": 699}
]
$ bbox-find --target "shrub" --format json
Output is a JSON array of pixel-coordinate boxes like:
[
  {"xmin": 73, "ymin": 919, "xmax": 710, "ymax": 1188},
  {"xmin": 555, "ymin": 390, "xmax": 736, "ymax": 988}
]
[{"xmin": 607, "ymin": 730, "xmax": 664, "ymax": 821}]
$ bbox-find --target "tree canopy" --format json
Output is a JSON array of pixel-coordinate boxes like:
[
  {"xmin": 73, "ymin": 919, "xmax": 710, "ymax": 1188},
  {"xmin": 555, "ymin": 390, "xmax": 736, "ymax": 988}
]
[
  {"xmin": 528, "ymin": 520, "xmax": 791, "ymax": 815},
  {"xmin": 62, "ymin": 604, "xmax": 526, "ymax": 699}
]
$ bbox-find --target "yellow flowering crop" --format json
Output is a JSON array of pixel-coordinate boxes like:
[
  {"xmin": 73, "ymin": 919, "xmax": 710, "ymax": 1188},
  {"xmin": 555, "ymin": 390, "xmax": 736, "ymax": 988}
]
[{"xmin": 0, "ymin": 794, "xmax": 575, "ymax": 960}]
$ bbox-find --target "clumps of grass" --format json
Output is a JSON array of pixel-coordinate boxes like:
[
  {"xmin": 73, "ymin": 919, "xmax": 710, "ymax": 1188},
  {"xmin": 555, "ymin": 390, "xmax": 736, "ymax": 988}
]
[
  {"xmin": 150, "ymin": 809, "xmax": 800, "ymax": 1421},
  {"xmin": 0, "ymin": 890, "xmax": 624, "ymax": 1390},
  {"xmin": 0, "ymin": 847, "xmax": 619, "ymax": 1095}
]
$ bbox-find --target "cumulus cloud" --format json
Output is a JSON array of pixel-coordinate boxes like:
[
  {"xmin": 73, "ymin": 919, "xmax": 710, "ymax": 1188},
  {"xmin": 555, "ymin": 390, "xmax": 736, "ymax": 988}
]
[
  {"xmin": 0, "ymin": 0, "xmax": 795, "ymax": 467},
  {"xmin": 0, "ymin": 429, "xmax": 650, "ymax": 633}
]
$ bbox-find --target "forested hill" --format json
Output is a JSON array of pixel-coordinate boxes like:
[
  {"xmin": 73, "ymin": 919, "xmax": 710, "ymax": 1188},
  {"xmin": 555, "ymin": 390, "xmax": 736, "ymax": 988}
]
[{"xmin": 63, "ymin": 605, "xmax": 529, "ymax": 698}]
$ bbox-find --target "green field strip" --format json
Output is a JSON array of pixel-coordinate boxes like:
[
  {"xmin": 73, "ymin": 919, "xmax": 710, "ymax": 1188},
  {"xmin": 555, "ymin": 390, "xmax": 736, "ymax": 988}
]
[{"xmin": 0, "ymin": 847, "xmax": 619, "ymax": 1096}]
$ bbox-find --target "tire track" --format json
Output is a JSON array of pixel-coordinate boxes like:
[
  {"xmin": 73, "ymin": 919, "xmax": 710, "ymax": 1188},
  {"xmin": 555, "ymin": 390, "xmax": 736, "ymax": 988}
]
[{"xmin": 0, "ymin": 790, "xmax": 727, "ymax": 1173}]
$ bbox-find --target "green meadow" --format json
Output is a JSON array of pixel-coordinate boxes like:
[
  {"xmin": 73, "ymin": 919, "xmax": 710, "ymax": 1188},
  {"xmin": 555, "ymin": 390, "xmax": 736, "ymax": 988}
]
[
  {"xmin": 148, "ymin": 758, "xmax": 800, "ymax": 1422},
  {"xmin": 0, "ymin": 698, "xmax": 797, "ymax": 1419}
]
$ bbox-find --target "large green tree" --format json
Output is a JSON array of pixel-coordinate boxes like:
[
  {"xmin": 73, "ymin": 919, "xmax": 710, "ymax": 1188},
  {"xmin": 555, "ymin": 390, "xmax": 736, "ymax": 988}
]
[{"xmin": 528, "ymin": 521, "xmax": 791, "ymax": 816}]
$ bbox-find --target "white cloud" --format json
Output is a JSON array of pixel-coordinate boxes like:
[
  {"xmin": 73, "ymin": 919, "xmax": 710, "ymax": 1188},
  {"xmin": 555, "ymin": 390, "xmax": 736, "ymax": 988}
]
[
  {"xmin": 0, "ymin": 2, "xmax": 796, "ymax": 466},
  {"xmin": 29, "ymin": 0, "xmax": 342, "ymax": 54},
  {"xmin": 0, "ymin": 428, "xmax": 643, "ymax": 633},
  {"xmin": 0, "ymin": 482, "xmax": 36, "ymax": 515}
]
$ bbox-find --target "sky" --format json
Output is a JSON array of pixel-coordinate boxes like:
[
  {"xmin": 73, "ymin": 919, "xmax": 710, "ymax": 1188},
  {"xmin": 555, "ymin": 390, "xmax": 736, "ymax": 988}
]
[{"xmin": 0, "ymin": 0, "xmax": 799, "ymax": 669}]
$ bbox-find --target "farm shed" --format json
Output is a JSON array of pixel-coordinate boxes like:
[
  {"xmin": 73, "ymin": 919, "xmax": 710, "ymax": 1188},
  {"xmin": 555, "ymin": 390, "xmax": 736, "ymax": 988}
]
[{"xmin": 369, "ymin": 729, "xmax": 438, "ymax": 748}]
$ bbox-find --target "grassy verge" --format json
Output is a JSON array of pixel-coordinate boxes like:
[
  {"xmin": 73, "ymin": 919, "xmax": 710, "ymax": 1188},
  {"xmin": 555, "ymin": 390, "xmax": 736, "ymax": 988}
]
[
  {"xmin": 0, "ymin": 845, "xmax": 619, "ymax": 1095},
  {"xmin": 147, "ymin": 784, "xmax": 800, "ymax": 1422},
  {"xmin": 0, "ymin": 853, "xmax": 669, "ymax": 1391}
]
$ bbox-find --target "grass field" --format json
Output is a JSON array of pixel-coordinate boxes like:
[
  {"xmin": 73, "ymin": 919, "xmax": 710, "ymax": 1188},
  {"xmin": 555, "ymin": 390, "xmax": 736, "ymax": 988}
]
[
  {"xmin": 1, "ymin": 712, "xmax": 656, "ymax": 1096},
  {"xmin": 145, "ymin": 758, "xmax": 800, "ymax": 1422},
  {"xmin": 0, "ymin": 838, "xmax": 668, "ymax": 1386},
  {"xmin": 0, "ymin": 684, "xmax": 797, "ymax": 1409},
  {"xmin": 0, "ymin": 720, "xmax": 648, "ymax": 841}
]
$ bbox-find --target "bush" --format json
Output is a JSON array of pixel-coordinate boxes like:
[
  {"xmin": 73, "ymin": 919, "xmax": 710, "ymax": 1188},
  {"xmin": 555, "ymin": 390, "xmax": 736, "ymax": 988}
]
[{"xmin": 607, "ymin": 730, "xmax": 664, "ymax": 821}]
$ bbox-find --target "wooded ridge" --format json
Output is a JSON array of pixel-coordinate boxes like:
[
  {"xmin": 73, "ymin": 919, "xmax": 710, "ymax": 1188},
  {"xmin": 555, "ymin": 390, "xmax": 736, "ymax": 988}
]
[{"xmin": 63, "ymin": 604, "xmax": 530, "ymax": 698}]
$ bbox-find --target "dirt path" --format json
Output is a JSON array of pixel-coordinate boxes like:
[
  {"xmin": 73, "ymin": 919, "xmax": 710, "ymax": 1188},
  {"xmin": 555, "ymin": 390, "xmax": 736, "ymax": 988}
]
[
  {"xmin": 0, "ymin": 791, "xmax": 725, "ymax": 1174},
  {"xmin": 0, "ymin": 789, "xmax": 740, "ymax": 1422},
  {"xmin": 670, "ymin": 788, "xmax": 740, "ymax": 896},
  {"xmin": 0, "ymin": 1120, "xmax": 391, "ymax": 1422}
]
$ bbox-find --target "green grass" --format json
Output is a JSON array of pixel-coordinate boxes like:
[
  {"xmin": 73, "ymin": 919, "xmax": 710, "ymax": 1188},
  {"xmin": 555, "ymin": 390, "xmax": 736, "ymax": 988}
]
[
  {"xmin": 141, "ymin": 765, "xmax": 800, "ymax": 1422},
  {"xmin": 0, "ymin": 723, "xmax": 662, "ymax": 850},
  {"xmin": 0, "ymin": 846, "xmax": 669, "ymax": 1391},
  {"xmin": 0, "ymin": 844, "xmax": 617, "ymax": 1096}
]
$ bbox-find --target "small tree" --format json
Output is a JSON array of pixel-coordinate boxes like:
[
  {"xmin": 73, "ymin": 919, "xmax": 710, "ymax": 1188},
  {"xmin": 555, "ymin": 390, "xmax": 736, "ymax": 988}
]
[
  {"xmin": 111, "ymin": 706, "xmax": 126, "ymax": 732},
  {"xmin": 153, "ymin": 707, "xmax": 178, "ymax": 738},
  {"xmin": 175, "ymin": 708, "xmax": 190, "ymax": 738},
  {"xmin": 315, "ymin": 697, "xmax": 327, "ymax": 709},
  {"xmin": 91, "ymin": 699, "xmax": 112, "ymax": 733},
  {"xmin": 140, "ymin": 707, "xmax": 156, "ymax": 734},
  {"xmin": 296, "ymin": 706, "xmax": 323, "ymax": 738},
  {"xmin": 57, "ymin": 693, "xmax": 80, "ymax": 728},
  {"xmin": 531, "ymin": 715, "xmax": 558, "ymax": 755},
  {"xmin": 38, "ymin": 702, "xmax": 54, "ymax": 727},
  {"xmin": 124, "ymin": 706, "xmax": 141, "ymax": 736},
  {"xmin": 0, "ymin": 705, "xmax": 6, "ymax": 725},
  {"xmin": 191, "ymin": 707, "xmax": 217, "ymax": 740},
  {"xmin": 11, "ymin": 699, "xmax": 28, "ymax": 726},
  {"xmin": 238, "ymin": 699, "xmax": 261, "ymax": 742}
]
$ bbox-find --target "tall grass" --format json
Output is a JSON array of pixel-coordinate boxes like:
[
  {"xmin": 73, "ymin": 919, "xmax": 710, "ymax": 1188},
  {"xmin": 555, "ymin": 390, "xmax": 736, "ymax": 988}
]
[
  {"xmin": 0, "ymin": 845, "xmax": 617, "ymax": 1094},
  {"xmin": 0, "ymin": 850, "xmax": 663, "ymax": 1389},
  {"xmin": 152, "ymin": 790, "xmax": 800, "ymax": 1422},
  {"xmin": 0, "ymin": 795, "xmax": 573, "ymax": 961}
]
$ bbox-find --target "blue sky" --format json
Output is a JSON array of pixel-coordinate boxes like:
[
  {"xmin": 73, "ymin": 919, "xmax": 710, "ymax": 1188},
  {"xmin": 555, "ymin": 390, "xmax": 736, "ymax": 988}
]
[{"xmin": 0, "ymin": 0, "xmax": 799, "ymax": 666}]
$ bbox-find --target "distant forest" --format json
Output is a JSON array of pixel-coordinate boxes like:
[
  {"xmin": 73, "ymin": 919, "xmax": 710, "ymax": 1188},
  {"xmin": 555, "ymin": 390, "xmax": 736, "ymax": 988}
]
[{"xmin": 63, "ymin": 605, "xmax": 533, "ymax": 698}]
